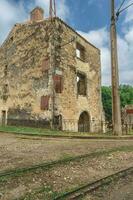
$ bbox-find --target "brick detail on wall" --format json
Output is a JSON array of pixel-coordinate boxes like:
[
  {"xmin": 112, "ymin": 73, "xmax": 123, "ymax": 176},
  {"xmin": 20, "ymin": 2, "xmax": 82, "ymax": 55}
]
[
  {"xmin": 30, "ymin": 7, "xmax": 44, "ymax": 22},
  {"xmin": 126, "ymin": 109, "xmax": 133, "ymax": 114}
]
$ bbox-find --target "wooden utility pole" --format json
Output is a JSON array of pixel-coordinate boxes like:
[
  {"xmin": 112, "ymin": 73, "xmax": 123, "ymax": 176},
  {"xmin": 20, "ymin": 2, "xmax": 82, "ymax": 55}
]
[
  {"xmin": 110, "ymin": 0, "xmax": 122, "ymax": 135},
  {"xmin": 49, "ymin": 0, "xmax": 57, "ymax": 129}
]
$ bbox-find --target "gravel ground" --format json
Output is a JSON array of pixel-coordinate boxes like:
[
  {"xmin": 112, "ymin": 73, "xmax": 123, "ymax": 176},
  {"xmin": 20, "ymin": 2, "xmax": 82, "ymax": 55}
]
[
  {"xmin": 0, "ymin": 151, "xmax": 133, "ymax": 200},
  {"xmin": 0, "ymin": 132, "xmax": 133, "ymax": 200},
  {"xmin": 0, "ymin": 132, "xmax": 133, "ymax": 172},
  {"xmin": 84, "ymin": 173, "xmax": 133, "ymax": 200}
]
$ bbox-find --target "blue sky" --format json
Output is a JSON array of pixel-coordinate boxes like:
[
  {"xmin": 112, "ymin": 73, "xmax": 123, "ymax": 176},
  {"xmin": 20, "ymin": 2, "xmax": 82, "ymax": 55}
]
[{"xmin": 0, "ymin": 0, "xmax": 133, "ymax": 85}]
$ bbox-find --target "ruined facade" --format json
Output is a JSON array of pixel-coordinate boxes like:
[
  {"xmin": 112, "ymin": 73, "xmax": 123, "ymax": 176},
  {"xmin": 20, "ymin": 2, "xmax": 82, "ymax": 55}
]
[
  {"xmin": 122, "ymin": 105, "xmax": 133, "ymax": 125},
  {"xmin": 0, "ymin": 7, "xmax": 103, "ymax": 132}
]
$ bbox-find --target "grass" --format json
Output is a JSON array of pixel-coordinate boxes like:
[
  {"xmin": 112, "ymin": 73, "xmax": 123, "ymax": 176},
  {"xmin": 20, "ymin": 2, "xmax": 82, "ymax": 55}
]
[
  {"xmin": 0, "ymin": 125, "xmax": 132, "ymax": 139},
  {"xmin": 0, "ymin": 125, "xmax": 60, "ymax": 136},
  {"xmin": 0, "ymin": 125, "xmax": 111, "ymax": 137}
]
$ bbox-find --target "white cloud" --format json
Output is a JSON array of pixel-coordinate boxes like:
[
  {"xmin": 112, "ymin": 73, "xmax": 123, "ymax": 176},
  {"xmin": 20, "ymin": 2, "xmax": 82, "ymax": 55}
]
[
  {"xmin": 0, "ymin": 0, "xmax": 132, "ymax": 86},
  {"xmin": 78, "ymin": 0, "xmax": 133, "ymax": 86},
  {"xmin": 35, "ymin": 0, "xmax": 69, "ymax": 19},
  {"xmin": 124, "ymin": 0, "xmax": 133, "ymax": 23},
  {"xmin": 78, "ymin": 25, "xmax": 133, "ymax": 86},
  {"xmin": 78, "ymin": 28, "xmax": 111, "ymax": 85},
  {"xmin": 0, "ymin": 0, "xmax": 28, "ymax": 44},
  {"xmin": 78, "ymin": 28, "xmax": 109, "ymax": 47}
]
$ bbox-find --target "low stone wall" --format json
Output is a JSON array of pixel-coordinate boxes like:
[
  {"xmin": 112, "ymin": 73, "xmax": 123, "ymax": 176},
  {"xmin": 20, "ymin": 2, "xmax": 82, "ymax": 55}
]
[{"xmin": 7, "ymin": 118, "xmax": 50, "ymax": 129}]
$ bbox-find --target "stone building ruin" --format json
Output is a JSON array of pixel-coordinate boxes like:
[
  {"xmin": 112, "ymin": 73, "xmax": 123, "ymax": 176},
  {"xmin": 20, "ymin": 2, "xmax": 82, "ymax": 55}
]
[
  {"xmin": 0, "ymin": 7, "xmax": 103, "ymax": 132},
  {"xmin": 122, "ymin": 105, "xmax": 133, "ymax": 129}
]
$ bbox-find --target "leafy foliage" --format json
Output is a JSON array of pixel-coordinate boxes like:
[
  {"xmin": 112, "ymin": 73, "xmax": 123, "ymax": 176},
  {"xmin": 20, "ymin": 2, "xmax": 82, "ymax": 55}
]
[
  {"xmin": 120, "ymin": 85, "xmax": 133, "ymax": 107},
  {"xmin": 102, "ymin": 85, "xmax": 133, "ymax": 121},
  {"xmin": 102, "ymin": 86, "xmax": 112, "ymax": 122}
]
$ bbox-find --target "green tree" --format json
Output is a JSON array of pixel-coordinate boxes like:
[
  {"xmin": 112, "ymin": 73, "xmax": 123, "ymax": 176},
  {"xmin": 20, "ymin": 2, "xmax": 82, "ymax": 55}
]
[
  {"xmin": 102, "ymin": 85, "xmax": 133, "ymax": 122},
  {"xmin": 102, "ymin": 86, "xmax": 112, "ymax": 122},
  {"xmin": 120, "ymin": 85, "xmax": 133, "ymax": 107}
]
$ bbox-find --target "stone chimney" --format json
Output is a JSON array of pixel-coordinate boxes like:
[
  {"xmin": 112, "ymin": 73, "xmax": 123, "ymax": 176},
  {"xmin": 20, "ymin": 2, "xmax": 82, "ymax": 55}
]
[{"xmin": 30, "ymin": 7, "xmax": 44, "ymax": 22}]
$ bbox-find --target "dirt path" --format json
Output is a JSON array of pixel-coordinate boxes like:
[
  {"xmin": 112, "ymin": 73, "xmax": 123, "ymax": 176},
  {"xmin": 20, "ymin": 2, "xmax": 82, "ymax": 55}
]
[{"xmin": 0, "ymin": 132, "xmax": 133, "ymax": 172}]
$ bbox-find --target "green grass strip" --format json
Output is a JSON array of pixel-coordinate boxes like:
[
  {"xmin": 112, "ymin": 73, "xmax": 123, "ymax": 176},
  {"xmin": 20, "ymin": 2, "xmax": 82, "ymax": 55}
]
[{"xmin": 0, "ymin": 125, "xmax": 115, "ymax": 138}]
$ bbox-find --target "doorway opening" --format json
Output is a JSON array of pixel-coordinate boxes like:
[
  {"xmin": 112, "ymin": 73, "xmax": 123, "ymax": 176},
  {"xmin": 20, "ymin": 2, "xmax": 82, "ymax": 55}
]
[
  {"xmin": 78, "ymin": 111, "xmax": 90, "ymax": 132},
  {"xmin": 2, "ymin": 110, "xmax": 6, "ymax": 126}
]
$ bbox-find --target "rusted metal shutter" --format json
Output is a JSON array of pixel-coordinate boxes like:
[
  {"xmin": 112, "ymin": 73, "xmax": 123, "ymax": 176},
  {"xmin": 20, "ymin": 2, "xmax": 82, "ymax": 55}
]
[
  {"xmin": 40, "ymin": 95, "xmax": 50, "ymax": 110},
  {"xmin": 41, "ymin": 58, "xmax": 50, "ymax": 72},
  {"xmin": 53, "ymin": 75, "xmax": 63, "ymax": 93},
  {"xmin": 126, "ymin": 109, "xmax": 133, "ymax": 114}
]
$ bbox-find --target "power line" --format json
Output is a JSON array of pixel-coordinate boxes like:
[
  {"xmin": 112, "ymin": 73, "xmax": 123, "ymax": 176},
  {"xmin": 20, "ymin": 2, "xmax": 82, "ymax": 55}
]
[
  {"xmin": 117, "ymin": 0, "xmax": 126, "ymax": 13},
  {"xmin": 119, "ymin": 2, "xmax": 133, "ymax": 14},
  {"xmin": 116, "ymin": 1, "xmax": 133, "ymax": 18}
]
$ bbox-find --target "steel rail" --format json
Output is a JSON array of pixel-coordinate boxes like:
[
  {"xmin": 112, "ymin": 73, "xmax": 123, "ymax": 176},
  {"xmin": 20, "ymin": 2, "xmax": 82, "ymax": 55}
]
[
  {"xmin": 54, "ymin": 166, "xmax": 133, "ymax": 200},
  {"xmin": 0, "ymin": 148, "xmax": 121, "ymax": 179},
  {"xmin": 0, "ymin": 146, "xmax": 132, "ymax": 180}
]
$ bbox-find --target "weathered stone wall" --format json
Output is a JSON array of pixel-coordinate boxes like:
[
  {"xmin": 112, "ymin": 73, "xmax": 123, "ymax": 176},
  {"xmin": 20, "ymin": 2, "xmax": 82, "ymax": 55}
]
[
  {"xmin": 122, "ymin": 105, "xmax": 133, "ymax": 124},
  {"xmin": 53, "ymin": 19, "xmax": 102, "ymax": 132},
  {"xmin": 0, "ymin": 16, "xmax": 102, "ymax": 132},
  {"xmin": 0, "ymin": 20, "xmax": 53, "ymax": 127}
]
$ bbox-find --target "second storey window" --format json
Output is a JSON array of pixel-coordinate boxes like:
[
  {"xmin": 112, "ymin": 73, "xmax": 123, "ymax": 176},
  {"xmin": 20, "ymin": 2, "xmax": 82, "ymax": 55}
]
[
  {"xmin": 2, "ymin": 84, "xmax": 9, "ymax": 101},
  {"xmin": 77, "ymin": 72, "xmax": 87, "ymax": 96},
  {"xmin": 4, "ymin": 65, "xmax": 8, "ymax": 76},
  {"xmin": 53, "ymin": 75, "xmax": 63, "ymax": 93},
  {"xmin": 76, "ymin": 43, "xmax": 85, "ymax": 61},
  {"xmin": 41, "ymin": 58, "xmax": 50, "ymax": 72}
]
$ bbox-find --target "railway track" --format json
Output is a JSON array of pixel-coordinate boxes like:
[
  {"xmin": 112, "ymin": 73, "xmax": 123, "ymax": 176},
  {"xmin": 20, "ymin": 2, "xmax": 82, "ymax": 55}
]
[
  {"xmin": 0, "ymin": 146, "xmax": 132, "ymax": 180},
  {"xmin": 0, "ymin": 150, "xmax": 107, "ymax": 179},
  {"xmin": 54, "ymin": 166, "xmax": 133, "ymax": 200}
]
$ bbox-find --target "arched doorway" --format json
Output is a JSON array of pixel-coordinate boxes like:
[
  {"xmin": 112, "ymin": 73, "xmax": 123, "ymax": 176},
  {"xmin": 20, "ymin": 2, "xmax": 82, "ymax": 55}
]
[{"xmin": 78, "ymin": 111, "xmax": 90, "ymax": 132}]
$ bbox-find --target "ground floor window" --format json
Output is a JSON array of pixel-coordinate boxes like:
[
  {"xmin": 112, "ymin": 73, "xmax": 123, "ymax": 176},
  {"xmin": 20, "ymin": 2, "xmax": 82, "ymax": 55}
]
[
  {"xmin": 1, "ymin": 110, "xmax": 6, "ymax": 126},
  {"xmin": 77, "ymin": 72, "xmax": 87, "ymax": 96},
  {"xmin": 40, "ymin": 96, "xmax": 50, "ymax": 110}
]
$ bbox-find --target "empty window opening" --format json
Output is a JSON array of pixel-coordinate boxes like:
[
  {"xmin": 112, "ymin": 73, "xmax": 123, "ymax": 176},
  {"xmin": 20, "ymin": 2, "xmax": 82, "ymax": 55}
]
[
  {"xmin": 77, "ymin": 73, "xmax": 87, "ymax": 96},
  {"xmin": 76, "ymin": 43, "xmax": 85, "ymax": 61},
  {"xmin": 3, "ymin": 84, "xmax": 8, "ymax": 94},
  {"xmin": 41, "ymin": 70, "xmax": 49, "ymax": 88},
  {"xmin": 10, "ymin": 36, "xmax": 13, "ymax": 42},
  {"xmin": 9, "ymin": 36, "xmax": 14, "ymax": 43},
  {"xmin": 40, "ymin": 95, "xmax": 50, "ymax": 110},
  {"xmin": 2, "ymin": 84, "xmax": 9, "ymax": 101},
  {"xmin": 1, "ymin": 110, "xmax": 6, "ymax": 126},
  {"xmin": 41, "ymin": 58, "xmax": 50, "ymax": 72},
  {"xmin": 53, "ymin": 75, "xmax": 63, "ymax": 93},
  {"xmin": 4, "ymin": 65, "xmax": 8, "ymax": 76}
]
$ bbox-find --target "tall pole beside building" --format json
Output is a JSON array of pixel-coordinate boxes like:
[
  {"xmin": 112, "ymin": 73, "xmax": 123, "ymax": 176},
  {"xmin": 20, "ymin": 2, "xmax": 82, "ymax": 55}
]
[
  {"xmin": 49, "ymin": 0, "xmax": 57, "ymax": 129},
  {"xmin": 110, "ymin": 0, "xmax": 122, "ymax": 136}
]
